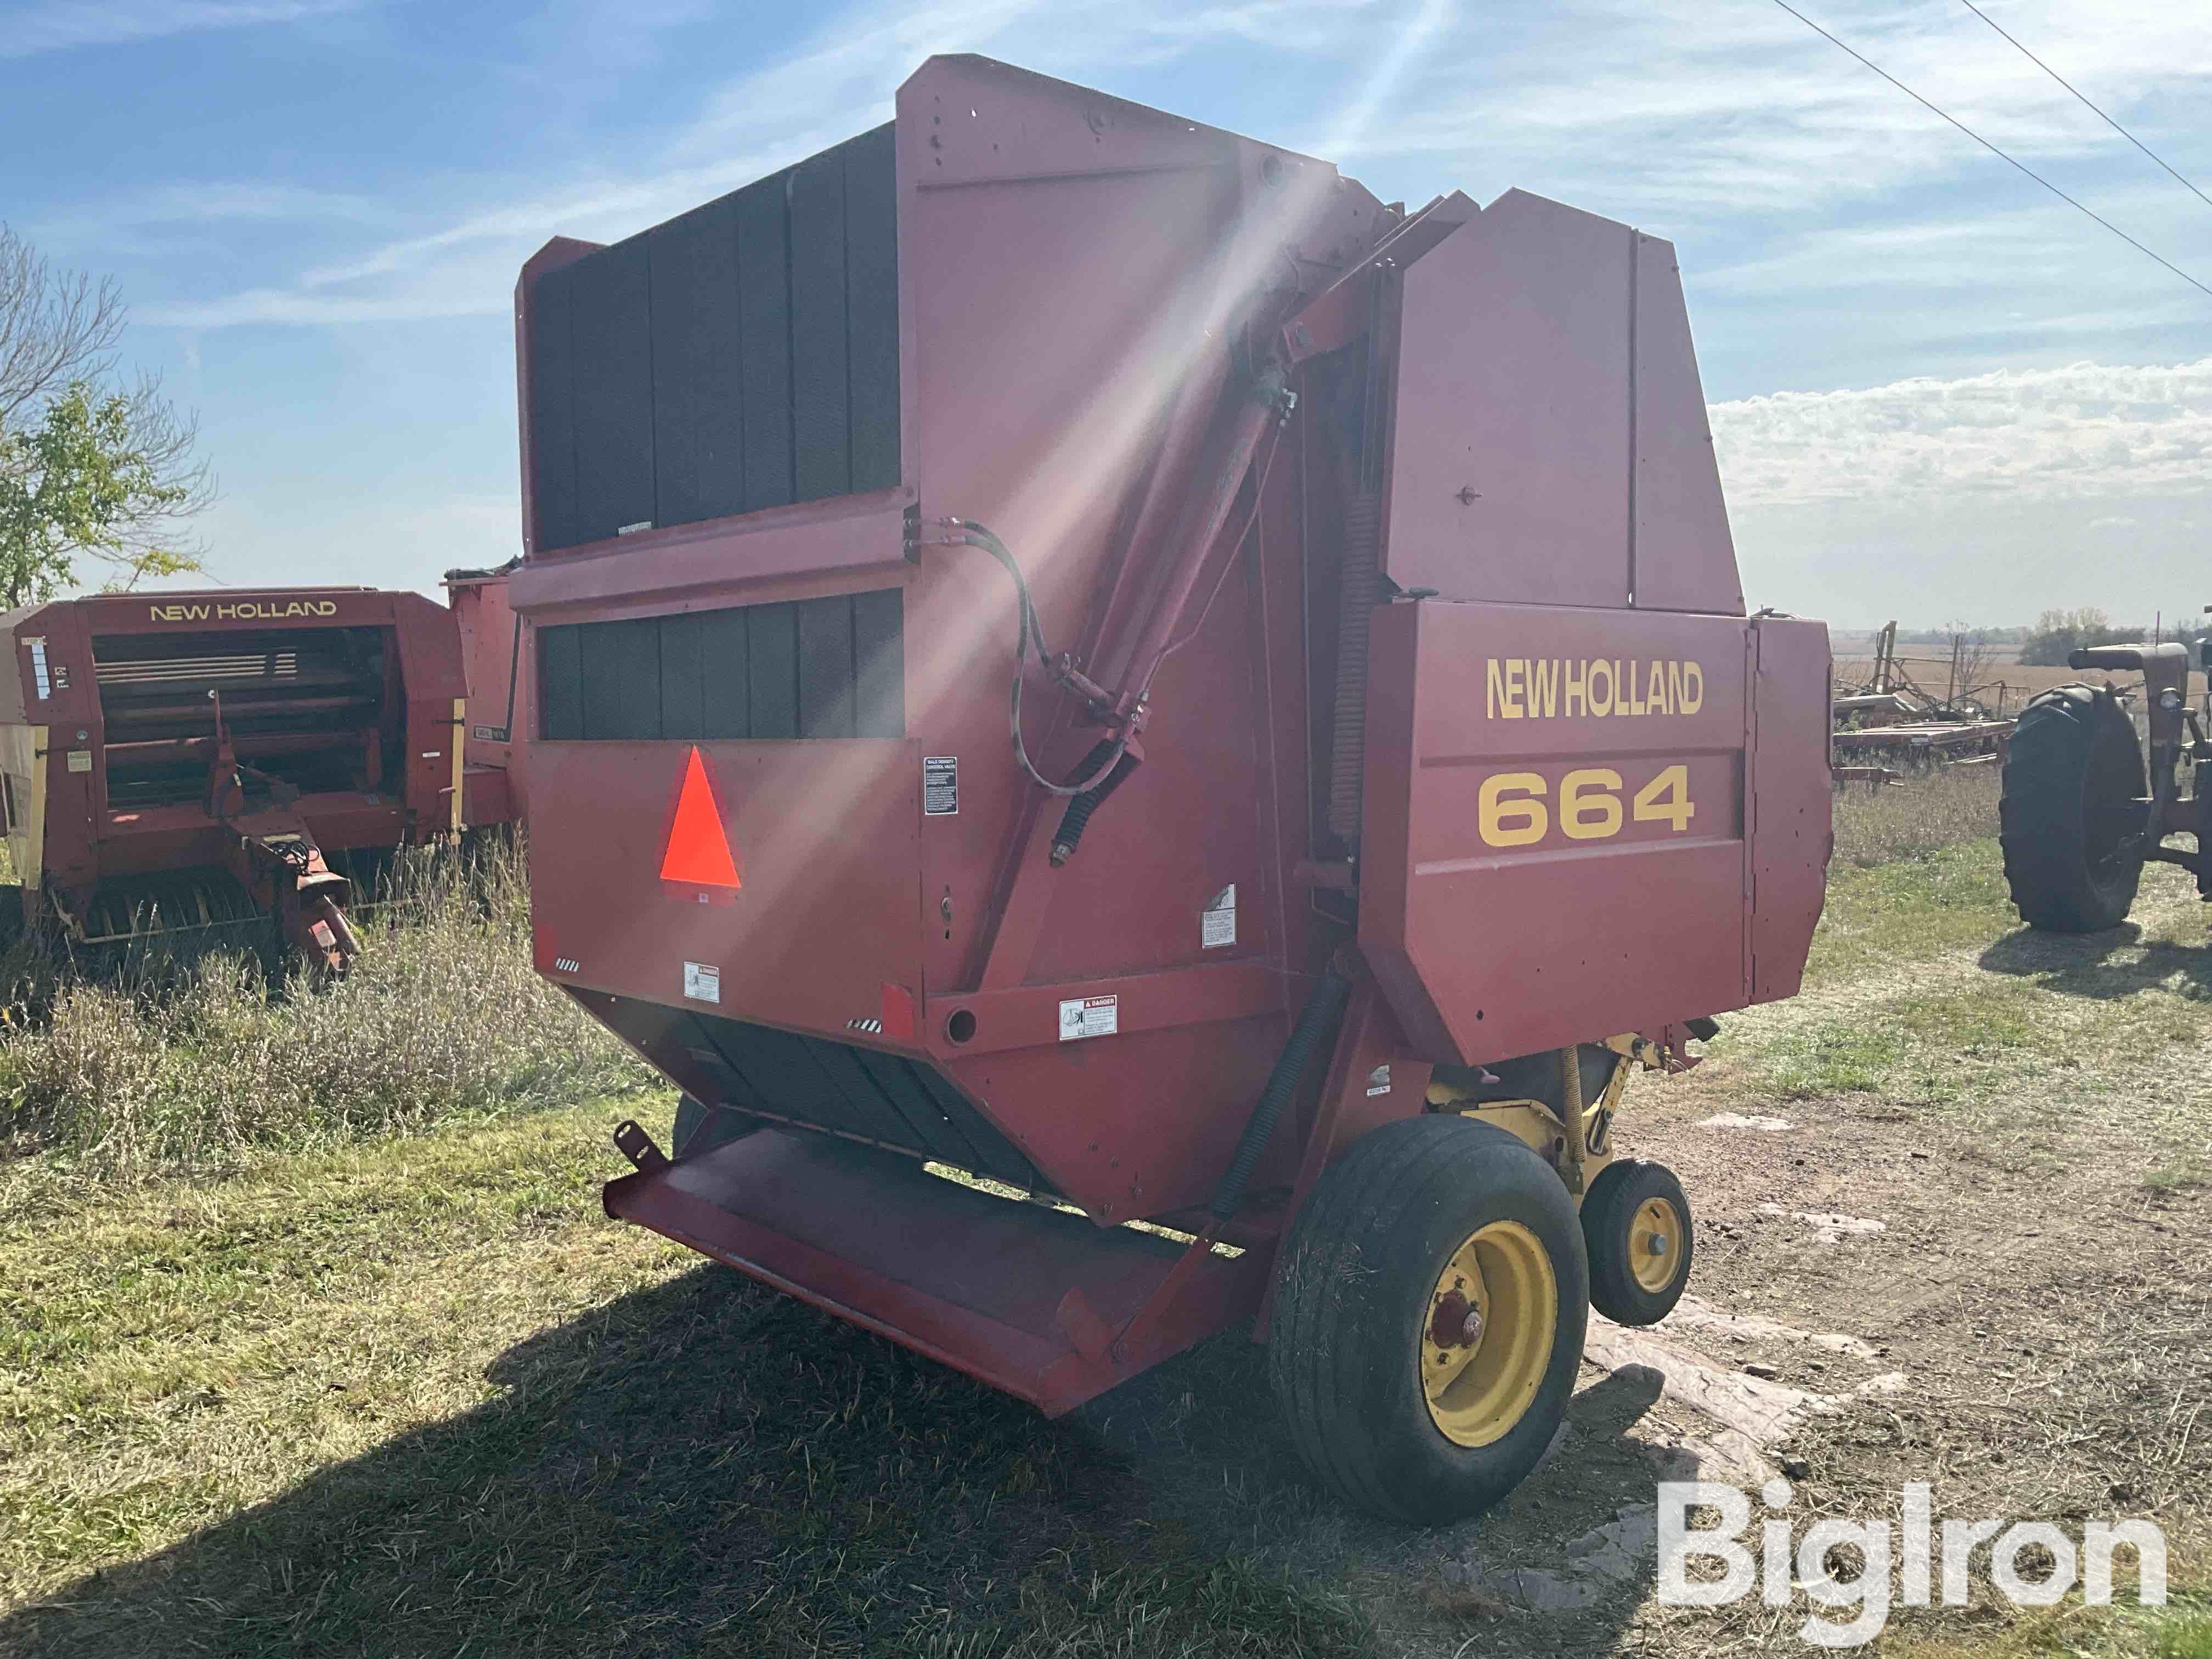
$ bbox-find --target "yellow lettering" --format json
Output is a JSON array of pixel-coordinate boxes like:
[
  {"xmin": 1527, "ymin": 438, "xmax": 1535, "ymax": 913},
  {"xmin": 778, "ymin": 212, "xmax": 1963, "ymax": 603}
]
[
  {"xmin": 1588, "ymin": 658, "xmax": 1614, "ymax": 717},
  {"xmin": 1503, "ymin": 659, "xmax": 1525, "ymax": 717},
  {"xmin": 1486, "ymin": 658, "xmax": 1506, "ymax": 719},
  {"xmin": 1681, "ymin": 661, "xmax": 1703, "ymax": 714},
  {"xmin": 1565, "ymin": 660, "xmax": 1587, "ymax": 717},
  {"xmin": 1561, "ymin": 769, "xmax": 1623, "ymax": 839},
  {"xmin": 1632, "ymin": 764, "xmax": 1695, "ymax": 831},
  {"xmin": 1530, "ymin": 659, "xmax": 1559, "ymax": 718},
  {"xmin": 1479, "ymin": 772, "xmax": 1549, "ymax": 847},
  {"xmin": 1647, "ymin": 661, "xmax": 1672, "ymax": 715}
]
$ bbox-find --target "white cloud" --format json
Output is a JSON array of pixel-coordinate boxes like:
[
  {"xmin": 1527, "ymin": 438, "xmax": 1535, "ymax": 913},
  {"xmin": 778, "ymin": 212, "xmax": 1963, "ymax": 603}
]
[
  {"xmin": 0, "ymin": 0, "xmax": 364, "ymax": 58},
  {"xmin": 1712, "ymin": 356, "xmax": 2212, "ymax": 506}
]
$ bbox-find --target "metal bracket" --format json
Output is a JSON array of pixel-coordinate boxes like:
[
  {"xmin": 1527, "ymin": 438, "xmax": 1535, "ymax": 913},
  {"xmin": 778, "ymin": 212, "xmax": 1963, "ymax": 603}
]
[{"xmin": 613, "ymin": 1120, "xmax": 669, "ymax": 1173}]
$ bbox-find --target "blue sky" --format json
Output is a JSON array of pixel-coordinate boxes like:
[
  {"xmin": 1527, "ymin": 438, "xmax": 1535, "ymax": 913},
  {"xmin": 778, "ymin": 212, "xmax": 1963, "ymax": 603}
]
[{"xmin": 4, "ymin": 0, "xmax": 2209, "ymax": 628}]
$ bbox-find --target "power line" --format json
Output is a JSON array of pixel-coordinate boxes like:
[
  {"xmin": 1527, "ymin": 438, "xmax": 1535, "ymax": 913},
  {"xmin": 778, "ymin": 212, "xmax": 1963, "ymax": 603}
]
[
  {"xmin": 1955, "ymin": 0, "xmax": 2212, "ymax": 215},
  {"xmin": 1769, "ymin": 0, "xmax": 2212, "ymax": 302}
]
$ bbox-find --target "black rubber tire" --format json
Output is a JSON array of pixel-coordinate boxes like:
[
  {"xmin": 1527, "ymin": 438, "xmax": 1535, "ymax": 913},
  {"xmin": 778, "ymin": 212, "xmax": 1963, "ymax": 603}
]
[
  {"xmin": 670, "ymin": 1094, "xmax": 756, "ymax": 1160},
  {"xmin": 1581, "ymin": 1159, "xmax": 1692, "ymax": 1327},
  {"xmin": 1999, "ymin": 684, "xmax": 2146, "ymax": 932},
  {"xmin": 1267, "ymin": 1114, "xmax": 1588, "ymax": 1525}
]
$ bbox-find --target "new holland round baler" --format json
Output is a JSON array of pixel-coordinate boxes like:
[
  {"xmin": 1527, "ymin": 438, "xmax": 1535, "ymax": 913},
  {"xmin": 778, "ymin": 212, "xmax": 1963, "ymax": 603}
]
[
  {"xmin": 512, "ymin": 55, "xmax": 1831, "ymax": 1522},
  {"xmin": 0, "ymin": 586, "xmax": 516, "ymax": 973}
]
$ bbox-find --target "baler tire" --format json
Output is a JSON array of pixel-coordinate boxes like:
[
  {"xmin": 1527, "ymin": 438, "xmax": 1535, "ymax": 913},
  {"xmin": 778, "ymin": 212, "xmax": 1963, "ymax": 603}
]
[
  {"xmin": 1999, "ymin": 685, "xmax": 2146, "ymax": 932},
  {"xmin": 1581, "ymin": 1159, "xmax": 1692, "ymax": 1327},
  {"xmin": 670, "ymin": 1095, "xmax": 757, "ymax": 1160},
  {"xmin": 1267, "ymin": 1114, "xmax": 1587, "ymax": 1526}
]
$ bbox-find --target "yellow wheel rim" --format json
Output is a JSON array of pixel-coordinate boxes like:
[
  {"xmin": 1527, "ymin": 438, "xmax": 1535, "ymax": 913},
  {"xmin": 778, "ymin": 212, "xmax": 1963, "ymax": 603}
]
[
  {"xmin": 1419, "ymin": 1220, "xmax": 1558, "ymax": 1448},
  {"xmin": 1629, "ymin": 1196, "xmax": 1685, "ymax": 1294}
]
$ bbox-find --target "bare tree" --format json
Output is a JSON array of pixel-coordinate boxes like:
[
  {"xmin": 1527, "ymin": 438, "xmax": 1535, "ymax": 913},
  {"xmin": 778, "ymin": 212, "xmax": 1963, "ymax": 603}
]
[
  {"xmin": 1942, "ymin": 620, "xmax": 2000, "ymax": 708},
  {"xmin": 0, "ymin": 223, "xmax": 213, "ymax": 597}
]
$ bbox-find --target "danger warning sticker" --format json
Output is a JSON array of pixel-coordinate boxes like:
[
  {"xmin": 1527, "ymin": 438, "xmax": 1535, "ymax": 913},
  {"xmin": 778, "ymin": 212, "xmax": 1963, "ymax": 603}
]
[
  {"xmin": 1201, "ymin": 883, "xmax": 1236, "ymax": 949},
  {"xmin": 683, "ymin": 961, "xmax": 721, "ymax": 1004},
  {"xmin": 1058, "ymin": 994, "xmax": 1118, "ymax": 1041}
]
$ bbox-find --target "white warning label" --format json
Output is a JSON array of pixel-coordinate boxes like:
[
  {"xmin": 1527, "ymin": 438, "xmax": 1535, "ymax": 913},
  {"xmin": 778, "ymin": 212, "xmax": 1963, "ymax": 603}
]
[
  {"xmin": 1058, "ymin": 994, "xmax": 1119, "ymax": 1041},
  {"xmin": 1201, "ymin": 883, "xmax": 1236, "ymax": 949},
  {"xmin": 1366, "ymin": 1064, "xmax": 1392, "ymax": 1097},
  {"xmin": 683, "ymin": 961, "xmax": 721, "ymax": 1004},
  {"xmin": 923, "ymin": 755, "xmax": 958, "ymax": 816}
]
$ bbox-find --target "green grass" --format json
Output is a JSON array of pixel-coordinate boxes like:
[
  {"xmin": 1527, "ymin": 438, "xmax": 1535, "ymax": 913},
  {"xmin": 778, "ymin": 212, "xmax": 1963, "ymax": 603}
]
[
  {"xmin": 0, "ymin": 1099, "xmax": 1372, "ymax": 1658},
  {"xmin": 1803, "ymin": 836, "xmax": 2020, "ymax": 981},
  {"xmin": 1899, "ymin": 1589, "xmax": 2212, "ymax": 1659}
]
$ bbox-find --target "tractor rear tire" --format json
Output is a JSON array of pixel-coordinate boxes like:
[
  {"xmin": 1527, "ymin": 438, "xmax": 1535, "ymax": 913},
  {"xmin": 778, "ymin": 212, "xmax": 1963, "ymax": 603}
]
[
  {"xmin": 1581, "ymin": 1159, "xmax": 1692, "ymax": 1327},
  {"xmin": 1268, "ymin": 1114, "xmax": 1588, "ymax": 1525},
  {"xmin": 1999, "ymin": 685, "xmax": 2146, "ymax": 932}
]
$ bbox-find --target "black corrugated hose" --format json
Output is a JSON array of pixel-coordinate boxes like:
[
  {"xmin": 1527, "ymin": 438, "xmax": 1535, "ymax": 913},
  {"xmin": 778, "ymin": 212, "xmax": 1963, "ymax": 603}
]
[
  {"xmin": 1209, "ymin": 963, "xmax": 1353, "ymax": 1222},
  {"xmin": 1049, "ymin": 740, "xmax": 1142, "ymax": 865}
]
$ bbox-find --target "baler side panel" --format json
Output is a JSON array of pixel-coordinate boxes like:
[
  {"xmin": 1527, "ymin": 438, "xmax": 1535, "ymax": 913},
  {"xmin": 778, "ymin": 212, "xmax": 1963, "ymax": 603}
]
[
  {"xmin": 1748, "ymin": 616, "xmax": 1832, "ymax": 1003},
  {"xmin": 1384, "ymin": 193, "xmax": 1633, "ymax": 608},
  {"xmin": 900, "ymin": 68, "xmax": 1245, "ymax": 996},
  {"xmin": 527, "ymin": 738, "xmax": 922, "ymax": 1040},
  {"xmin": 449, "ymin": 576, "xmax": 531, "ymax": 823},
  {"xmin": 1360, "ymin": 600, "xmax": 1754, "ymax": 1065},
  {"xmin": 1630, "ymin": 234, "xmax": 1743, "ymax": 616}
]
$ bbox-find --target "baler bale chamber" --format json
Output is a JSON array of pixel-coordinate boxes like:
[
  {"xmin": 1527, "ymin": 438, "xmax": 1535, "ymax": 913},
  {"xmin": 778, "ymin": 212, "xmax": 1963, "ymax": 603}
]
[
  {"xmin": 0, "ymin": 587, "xmax": 486, "ymax": 974},
  {"xmin": 514, "ymin": 55, "xmax": 1832, "ymax": 1523}
]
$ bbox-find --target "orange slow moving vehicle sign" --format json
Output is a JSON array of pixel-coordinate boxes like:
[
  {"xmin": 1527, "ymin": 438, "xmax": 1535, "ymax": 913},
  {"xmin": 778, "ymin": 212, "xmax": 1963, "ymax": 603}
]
[{"xmin": 660, "ymin": 747, "xmax": 742, "ymax": 899}]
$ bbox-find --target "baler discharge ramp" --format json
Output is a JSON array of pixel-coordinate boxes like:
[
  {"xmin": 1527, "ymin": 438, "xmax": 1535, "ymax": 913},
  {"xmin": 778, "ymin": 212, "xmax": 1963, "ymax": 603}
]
[{"xmin": 515, "ymin": 55, "xmax": 1832, "ymax": 1523}]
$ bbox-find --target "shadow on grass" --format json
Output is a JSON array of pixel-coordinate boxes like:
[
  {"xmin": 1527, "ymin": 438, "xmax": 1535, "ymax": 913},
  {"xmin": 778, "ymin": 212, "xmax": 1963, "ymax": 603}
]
[
  {"xmin": 2, "ymin": 1263, "xmax": 1672, "ymax": 1658},
  {"xmin": 1979, "ymin": 922, "xmax": 2212, "ymax": 1003}
]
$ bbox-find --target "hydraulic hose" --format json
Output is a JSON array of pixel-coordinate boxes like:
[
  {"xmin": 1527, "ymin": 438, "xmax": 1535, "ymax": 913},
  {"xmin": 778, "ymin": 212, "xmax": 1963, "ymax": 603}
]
[
  {"xmin": 934, "ymin": 520, "xmax": 1128, "ymax": 799},
  {"xmin": 1049, "ymin": 741, "xmax": 1142, "ymax": 866},
  {"xmin": 1209, "ymin": 963, "xmax": 1353, "ymax": 1222}
]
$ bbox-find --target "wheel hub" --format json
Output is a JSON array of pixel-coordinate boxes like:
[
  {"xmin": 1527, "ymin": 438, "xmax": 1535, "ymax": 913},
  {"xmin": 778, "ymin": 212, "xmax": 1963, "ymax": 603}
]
[
  {"xmin": 1420, "ymin": 1220, "xmax": 1558, "ymax": 1449},
  {"xmin": 1629, "ymin": 1195, "xmax": 1685, "ymax": 1293}
]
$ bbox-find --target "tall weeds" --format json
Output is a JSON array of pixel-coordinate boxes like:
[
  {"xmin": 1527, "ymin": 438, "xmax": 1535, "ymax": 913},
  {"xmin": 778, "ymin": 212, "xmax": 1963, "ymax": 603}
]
[
  {"xmin": 1830, "ymin": 763, "xmax": 1999, "ymax": 869},
  {"xmin": 0, "ymin": 837, "xmax": 647, "ymax": 1182}
]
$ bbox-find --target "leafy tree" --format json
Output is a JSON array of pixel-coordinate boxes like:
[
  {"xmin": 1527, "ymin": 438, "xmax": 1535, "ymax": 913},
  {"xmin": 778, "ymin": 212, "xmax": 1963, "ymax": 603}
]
[
  {"xmin": 0, "ymin": 383, "xmax": 200, "ymax": 606},
  {"xmin": 0, "ymin": 224, "xmax": 210, "ymax": 607},
  {"xmin": 2019, "ymin": 607, "xmax": 2126, "ymax": 667}
]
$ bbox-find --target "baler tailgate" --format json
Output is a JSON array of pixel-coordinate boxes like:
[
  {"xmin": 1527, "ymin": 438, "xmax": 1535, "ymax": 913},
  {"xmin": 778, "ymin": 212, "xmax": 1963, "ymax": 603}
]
[{"xmin": 607, "ymin": 1129, "xmax": 1263, "ymax": 1414}]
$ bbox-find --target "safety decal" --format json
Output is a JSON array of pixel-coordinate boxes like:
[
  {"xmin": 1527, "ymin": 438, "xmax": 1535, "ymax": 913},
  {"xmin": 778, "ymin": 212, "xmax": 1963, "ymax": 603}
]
[
  {"xmin": 1201, "ymin": 884, "xmax": 1236, "ymax": 949},
  {"xmin": 684, "ymin": 961, "xmax": 721, "ymax": 1004},
  {"xmin": 1058, "ymin": 994, "xmax": 1118, "ymax": 1041},
  {"xmin": 923, "ymin": 755, "xmax": 958, "ymax": 816}
]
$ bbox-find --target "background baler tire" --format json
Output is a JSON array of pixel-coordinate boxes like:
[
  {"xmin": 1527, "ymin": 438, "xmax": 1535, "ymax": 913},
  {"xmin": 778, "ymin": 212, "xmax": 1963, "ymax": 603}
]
[
  {"xmin": 1999, "ymin": 684, "xmax": 2146, "ymax": 933},
  {"xmin": 1581, "ymin": 1158, "xmax": 1692, "ymax": 1327},
  {"xmin": 1267, "ymin": 1114, "xmax": 1587, "ymax": 1525}
]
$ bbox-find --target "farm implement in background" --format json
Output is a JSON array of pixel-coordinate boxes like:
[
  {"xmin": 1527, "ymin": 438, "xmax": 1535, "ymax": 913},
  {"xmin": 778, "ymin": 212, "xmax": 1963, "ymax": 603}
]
[
  {"xmin": 2001, "ymin": 640, "xmax": 2210, "ymax": 932},
  {"xmin": 0, "ymin": 585, "xmax": 523, "ymax": 976},
  {"xmin": 511, "ymin": 56, "xmax": 1831, "ymax": 1523},
  {"xmin": 1833, "ymin": 620, "xmax": 2015, "ymax": 785}
]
